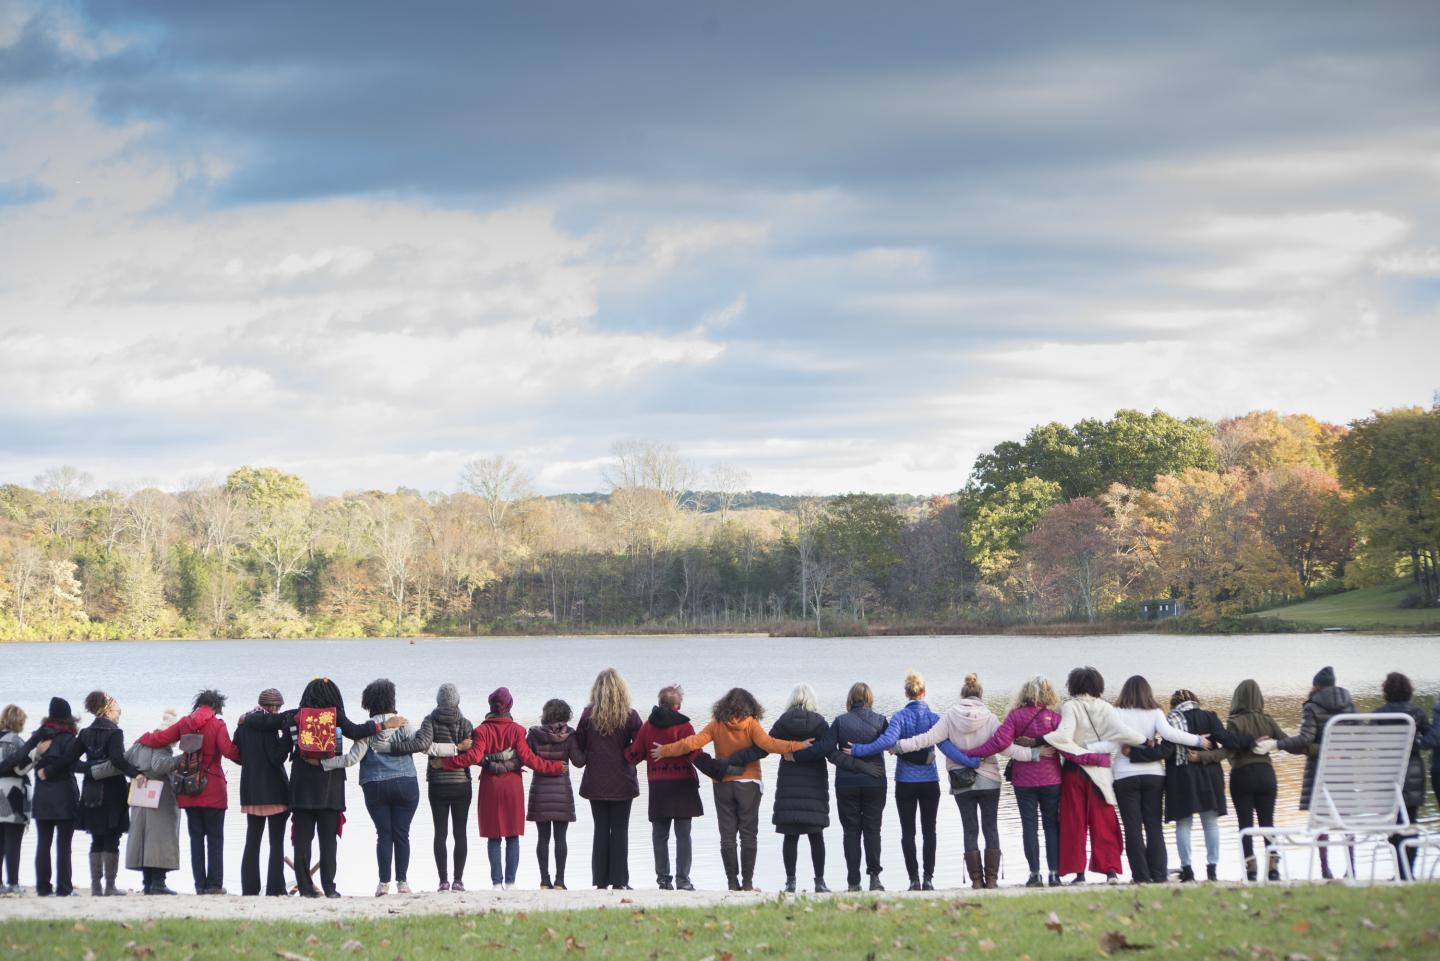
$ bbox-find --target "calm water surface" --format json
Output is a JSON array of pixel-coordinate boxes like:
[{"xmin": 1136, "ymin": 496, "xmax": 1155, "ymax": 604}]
[{"xmin": 3, "ymin": 634, "xmax": 1436, "ymax": 893}]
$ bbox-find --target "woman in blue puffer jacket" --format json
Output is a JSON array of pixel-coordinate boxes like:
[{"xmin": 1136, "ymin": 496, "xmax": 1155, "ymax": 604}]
[{"xmin": 845, "ymin": 670, "xmax": 976, "ymax": 890}]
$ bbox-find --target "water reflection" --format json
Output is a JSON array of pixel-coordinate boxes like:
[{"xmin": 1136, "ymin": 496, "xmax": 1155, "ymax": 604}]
[{"xmin": 2, "ymin": 634, "xmax": 1435, "ymax": 892}]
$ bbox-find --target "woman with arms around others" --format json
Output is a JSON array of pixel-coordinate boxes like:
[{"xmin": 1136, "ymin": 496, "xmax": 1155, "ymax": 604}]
[
  {"xmin": 232, "ymin": 688, "xmax": 292, "ymax": 896},
  {"xmin": 383, "ymin": 683, "xmax": 475, "ymax": 891},
  {"xmin": 768, "ymin": 683, "xmax": 838, "ymax": 893},
  {"xmin": 948, "ymin": 675, "xmax": 1064, "ymax": 888},
  {"xmin": 1156, "ymin": 689, "xmax": 1241, "ymax": 883},
  {"xmin": 0, "ymin": 704, "xmax": 34, "ymax": 894},
  {"xmin": 137, "ymin": 689, "xmax": 241, "ymax": 894},
  {"xmin": 321, "ymin": 679, "xmax": 420, "ymax": 896},
  {"xmin": 528, "ymin": 699, "xmax": 585, "ymax": 890},
  {"xmin": 1276, "ymin": 666, "xmax": 1354, "ymax": 879},
  {"xmin": 828, "ymin": 682, "xmax": 888, "ymax": 892},
  {"xmin": 441, "ymin": 687, "xmax": 566, "ymax": 888},
  {"xmin": 1042, "ymin": 666, "xmax": 1145, "ymax": 885},
  {"xmin": 624, "ymin": 684, "xmax": 703, "ymax": 891},
  {"xmin": 1223, "ymin": 679, "xmax": 1286, "ymax": 881},
  {"xmin": 92, "ymin": 708, "xmax": 184, "ymax": 895},
  {"xmin": 64, "ymin": 691, "xmax": 147, "ymax": 897},
  {"xmin": 0, "ymin": 698, "xmax": 82, "ymax": 896},
  {"xmin": 655, "ymin": 688, "xmax": 812, "ymax": 891},
  {"xmin": 893, "ymin": 672, "xmax": 1035, "ymax": 890},
  {"xmin": 576, "ymin": 668, "xmax": 643, "ymax": 890},
  {"xmin": 1109, "ymin": 676, "xmax": 1209, "ymax": 884},
  {"xmin": 847, "ymin": 670, "xmax": 978, "ymax": 891},
  {"xmin": 1372, "ymin": 671, "xmax": 1432, "ymax": 878},
  {"xmin": 240, "ymin": 678, "xmax": 405, "ymax": 897}
]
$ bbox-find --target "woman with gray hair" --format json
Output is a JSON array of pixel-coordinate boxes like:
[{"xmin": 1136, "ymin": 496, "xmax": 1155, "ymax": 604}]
[{"xmin": 768, "ymin": 683, "xmax": 836, "ymax": 893}]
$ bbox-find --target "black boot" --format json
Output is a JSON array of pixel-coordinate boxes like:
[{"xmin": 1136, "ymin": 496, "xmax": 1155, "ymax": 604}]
[
  {"xmin": 720, "ymin": 847, "xmax": 741, "ymax": 891},
  {"xmin": 1026, "ymin": 873, "xmax": 1044, "ymax": 888},
  {"xmin": 921, "ymin": 876, "xmax": 934, "ymax": 891},
  {"xmin": 814, "ymin": 878, "xmax": 829, "ymax": 893},
  {"xmin": 1047, "ymin": 872, "xmax": 1063, "ymax": 887},
  {"xmin": 868, "ymin": 873, "xmax": 884, "ymax": 892},
  {"xmin": 783, "ymin": 876, "xmax": 796, "ymax": 893},
  {"xmin": 1267, "ymin": 852, "xmax": 1281, "ymax": 882},
  {"xmin": 740, "ymin": 844, "xmax": 758, "ymax": 891},
  {"xmin": 1178, "ymin": 865, "xmax": 1195, "ymax": 883},
  {"xmin": 1206, "ymin": 864, "xmax": 1218, "ymax": 882}
]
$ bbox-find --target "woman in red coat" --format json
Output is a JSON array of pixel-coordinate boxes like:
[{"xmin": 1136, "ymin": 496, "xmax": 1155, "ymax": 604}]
[
  {"xmin": 442, "ymin": 688, "xmax": 563, "ymax": 889},
  {"xmin": 137, "ymin": 690, "xmax": 241, "ymax": 894}
]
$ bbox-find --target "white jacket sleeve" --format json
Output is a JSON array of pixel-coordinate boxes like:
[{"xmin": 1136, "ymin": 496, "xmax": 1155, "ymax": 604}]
[
  {"xmin": 1152, "ymin": 710, "xmax": 1203, "ymax": 747},
  {"xmin": 322, "ymin": 734, "xmax": 370, "ymax": 771}
]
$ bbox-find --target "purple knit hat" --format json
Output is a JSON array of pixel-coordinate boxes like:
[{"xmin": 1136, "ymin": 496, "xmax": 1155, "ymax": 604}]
[{"xmin": 488, "ymin": 687, "xmax": 513, "ymax": 716}]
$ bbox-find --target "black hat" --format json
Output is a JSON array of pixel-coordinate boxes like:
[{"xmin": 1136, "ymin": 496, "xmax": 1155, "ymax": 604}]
[
  {"xmin": 1312, "ymin": 666, "xmax": 1335, "ymax": 688},
  {"xmin": 48, "ymin": 696, "xmax": 72, "ymax": 720}
]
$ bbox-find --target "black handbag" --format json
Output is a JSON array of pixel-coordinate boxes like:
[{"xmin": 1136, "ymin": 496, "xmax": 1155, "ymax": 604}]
[
  {"xmin": 948, "ymin": 765, "xmax": 978, "ymax": 793},
  {"xmin": 80, "ymin": 776, "xmax": 105, "ymax": 809}
]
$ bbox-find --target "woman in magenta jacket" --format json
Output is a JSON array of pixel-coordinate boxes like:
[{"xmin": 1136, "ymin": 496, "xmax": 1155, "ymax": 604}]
[{"xmin": 137, "ymin": 690, "xmax": 241, "ymax": 894}]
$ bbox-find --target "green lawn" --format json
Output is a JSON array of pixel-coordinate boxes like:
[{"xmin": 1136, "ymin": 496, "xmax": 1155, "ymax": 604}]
[
  {"xmin": 5, "ymin": 886, "xmax": 1440, "ymax": 961},
  {"xmin": 1255, "ymin": 582, "xmax": 1440, "ymax": 630}
]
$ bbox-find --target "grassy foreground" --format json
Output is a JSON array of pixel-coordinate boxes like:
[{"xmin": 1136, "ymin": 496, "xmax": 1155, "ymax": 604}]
[
  {"xmin": 5, "ymin": 886, "xmax": 1440, "ymax": 961},
  {"xmin": 1254, "ymin": 582, "xmax": 1440, "ymax": 630}
]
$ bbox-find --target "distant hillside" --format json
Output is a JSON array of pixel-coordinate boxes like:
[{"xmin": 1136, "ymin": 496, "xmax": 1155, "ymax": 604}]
[
  {"xmin": 1254, "ymin": 582, "xmax": 1440, "ymax": 630},
  {"xmin": 545, "ymin": 490, "xmax": 937, "ymax": 513}
]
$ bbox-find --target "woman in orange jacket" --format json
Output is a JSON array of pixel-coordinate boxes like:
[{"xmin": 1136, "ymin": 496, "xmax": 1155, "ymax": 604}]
[{"xmin": 653, "ymin": 688, "xmax": 812, "ymax": 891}]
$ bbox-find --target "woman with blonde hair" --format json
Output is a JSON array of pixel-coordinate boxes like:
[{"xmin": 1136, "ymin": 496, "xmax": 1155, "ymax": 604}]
[
  {"xmin": 955, "ymin": 675, "xmax": 1065, "ymax": 887},
  {"xmin": 0, "ymin": 704, "xmax": 33, "ymax": 893},
  {"xmin": 847, "ymin": 669, "xmax": 977, "ymax": 890},
  {"xmin": 576, "ymin": 668, "xmax": 643, "ymax": 889}
]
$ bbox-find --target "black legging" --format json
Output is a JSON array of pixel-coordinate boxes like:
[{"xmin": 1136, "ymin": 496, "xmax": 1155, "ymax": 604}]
[
  {"xmin": 89, "ymin": 830, "xmax": 121, "ymax": 854},
  {"xmin": 292, "ymin": 809, "xmax": 341, "ymax": 896},
  {"xmin": 1, "ymin": 822, "xmax": 23, "ymax": 886},
  {"xmin": 430, "ymin": 790, "xmax": 471, "ymax": 884},
  {"xmin": 242, "ymin": 811, "xmax": 289, "ymax": 896},
  {"xmin": 781, "ymin": 831, "xmax": 825, "ymax": 881},
  {"xmin": 894, "ymin": 781, "xmax": 940, "ymax": 883},
  {"xmin": 954, "ymin": 790, "xmax": 1001, "ymax": 853},
  {"xmin": 536, "ymin": 821, "xmax": 569, "ymax": 886},
  {"xmin": 1231, "ymin": 763, "xmax": 1277, "ymax": 866}
]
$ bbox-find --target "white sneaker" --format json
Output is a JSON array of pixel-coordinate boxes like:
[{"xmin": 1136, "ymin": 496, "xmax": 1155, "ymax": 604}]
[
  {"xmin": 375, "ymin": 882, "xmax": 389, "ymax": 897},
  {"xmin": 493, "ymin": 882, "xmax": 504, "ymax": 890},
  {"xmin": 396, "ymin": 882, "xmax": 412, "ymax": 895}
]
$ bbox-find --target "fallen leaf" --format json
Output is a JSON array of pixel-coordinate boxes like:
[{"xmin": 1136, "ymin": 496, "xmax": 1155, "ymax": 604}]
[
  {"xmin": 978, "ymin": 939, "xmax": 996, "ymax": 951},
  {"xmin": 565, "ymin": 934, "xmax": 586, "ymax": 952},
  {"xmin": 1045, "ymin": 911, "xmax": 1064, "ymax": 935},
  {"xmin": 129, "ymin": 947, "xmax": 155, "ymax": 961},
  {"xmin": 83, "ymin": 951, "xmax": 97, "ymax": 961},
  {"xmin": 73, "ymin": 924, "xmax": 89, "ymax": 934},
  {"xmin": 542, "ymin": 928, "xmax": 558, "ymax": 941},
  {"xmin": 720, "ymin": 953, "xmax": 735, "ymax": 961},
  {"xmin": 275, "ymin": 953, "xmax": 315, "ymax": 961},
  {"xmin": 1098, "ymin": 931, "xmax": 1152, "ymax": 955},
  {"xmin": 340, "ymin": 940, "xmax": 364, "ymax": 953},
  {"xmin": 305, "ymin": 936, "xmax": 322, "ymax": 946},
  {"xmin": 1360, "ymin": 918, "xmax": 1379, "ymax": 930},
  {"xmin": 1378, "ymin": 940, "xmax": 1399, "ymax": 952},
  {"xmin": 515, "ymin": 911, "xmax": 528, "ymax": 922},
  {"xmin": 1287, "ymin": 954, "xmax": 1313, "ymax": 961},
  {"xmin": 379, "ymin": 939, "xmax": 392, "ymax": 948},
  {"xmin": 680, "ymin": 928, "xmax": 695, "ymax": 940}
]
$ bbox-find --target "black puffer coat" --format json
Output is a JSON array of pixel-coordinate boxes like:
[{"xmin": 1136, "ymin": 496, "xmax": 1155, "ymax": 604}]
[
  {"xmin": 1376, "ymin": 701, "xmax": 1430, "ymax": 812},
  {"xmin": 769, "ymin": 707, "xmax": 834, "ymax": 834},
  {"xmin": 526, "ymin": 723, "xmax": 586, "ymax": 823},
  {"xmin": 1277, "ymin": 685, "xmax": 1355, "ymax": 810},
  {"xmin": 386, "ymin": 684, "xmax": 476, "ymax": 786},
  {"xmin": 830, "ymin": 705, "xmax": 888, "ymax": 788},
  {"xmin": 233, "ymin": 710, "xmax": 292, "ymax": 807},
  {"xmin": 15, "ymin": 720, "xmax": 81, "ymax": 822},
  {"xmin": 73, "ymin": 717, "xmax": 142, "ymax": 835}
]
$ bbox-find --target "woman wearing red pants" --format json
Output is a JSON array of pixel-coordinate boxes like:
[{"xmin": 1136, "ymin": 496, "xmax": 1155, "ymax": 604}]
[{"xmin": 1043, "ymin": 667, "xmax": 1143, "ymax": 884}]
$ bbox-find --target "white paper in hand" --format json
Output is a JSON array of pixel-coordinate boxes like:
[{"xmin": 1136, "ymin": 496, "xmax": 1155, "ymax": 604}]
[{"xmin": 128, "ymin": 779, "xmax": 163, "ymax": 809}]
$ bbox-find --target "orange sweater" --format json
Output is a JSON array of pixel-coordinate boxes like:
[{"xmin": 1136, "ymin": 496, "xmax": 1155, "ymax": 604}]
[{"xmin": 657, "ymin": 716, "xmax": 809, "ymax": 782}]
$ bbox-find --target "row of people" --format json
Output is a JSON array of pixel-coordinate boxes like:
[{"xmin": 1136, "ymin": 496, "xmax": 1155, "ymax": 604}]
[{"xmin": 0, "ymin": 665, "xmax": 1432, "ymax": 895}]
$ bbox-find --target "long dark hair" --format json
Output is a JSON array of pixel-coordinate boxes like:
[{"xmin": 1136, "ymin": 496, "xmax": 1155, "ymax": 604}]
[
  {"xmin": 712, "ymin": 687, "xmax": 764, "ymax": 724},
  {"xmin": 1116, "ymin": 675, "xmax": 1160, "ymax": 711}
]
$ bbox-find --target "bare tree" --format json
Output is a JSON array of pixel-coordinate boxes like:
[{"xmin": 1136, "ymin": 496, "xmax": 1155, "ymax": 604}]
[
  {"xmin": 7, "ymin": 543, "xmax": 44, "ymax": 630},
  {"xmin": 33, "ymin": 465, "xmax": 94, "ymax": 548},
  {"xmin": 606, "ymin": 440, "xmax": 696, "ymax": 511},
  {"xmin": 460, "ymin": 454, "xmax": 532, "ymax": 547},
  {"xmin": 709, "ymin": 462, "xmax": 750, "ymax": 524},
  {"xmin": 793, "ymin": 495, "xmax": 824, "ymax": 622},
  {"xmin": 366, "ymin": 495, "xmax": 422, "ymax": 636}
]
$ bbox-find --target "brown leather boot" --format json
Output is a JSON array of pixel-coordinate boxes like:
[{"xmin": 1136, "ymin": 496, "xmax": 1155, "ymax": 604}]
[
  {"xmin": 964, "ymin": 850, "xmax": 984, "ymax": 890},
  {"xmin": 983, "ymin": 849, "xmax": 1001, "ymax": 889}
]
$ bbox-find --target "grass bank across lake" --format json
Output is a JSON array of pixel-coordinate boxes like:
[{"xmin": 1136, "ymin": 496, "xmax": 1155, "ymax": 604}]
[{"xmin": 4, "ymin": 884, "xmax": 1437, "ymax": 961}]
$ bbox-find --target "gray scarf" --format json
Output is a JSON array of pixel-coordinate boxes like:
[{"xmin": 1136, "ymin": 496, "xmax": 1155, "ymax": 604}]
[{"xmin": 1167, "ymin": 701, "xmax": 1197, "ymax": 766}]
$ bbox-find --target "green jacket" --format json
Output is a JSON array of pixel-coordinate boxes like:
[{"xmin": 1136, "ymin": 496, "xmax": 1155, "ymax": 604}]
[{"xmin": 1225, "ymin": 680, "xmax": 1289, "ymax": 772}]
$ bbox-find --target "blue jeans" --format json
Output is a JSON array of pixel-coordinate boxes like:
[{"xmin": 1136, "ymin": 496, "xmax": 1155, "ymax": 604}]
[
  {"xmin": 1013, "ymin": 784, "xmax": 1061, "ymax": 874},
  {"xmin": 488, "ymin": 836, "xmax": 520, "ymax": 885},
  {"xmin": 362, "ymin": 776, "xmax": 420, "ymax": 883},
  {"xmin": 1174, "ymin": 809, "xmax": 1221, "ymax": 868}
]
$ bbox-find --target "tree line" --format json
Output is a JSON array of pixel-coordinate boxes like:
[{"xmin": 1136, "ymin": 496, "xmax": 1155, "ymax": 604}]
[{"xmin": 1, "ymin": 405, "xmax": 1437, "ymax": 640}]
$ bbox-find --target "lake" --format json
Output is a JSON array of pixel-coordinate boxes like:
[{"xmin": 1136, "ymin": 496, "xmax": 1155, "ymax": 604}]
[{"xmin": 2, "ymin": 633, "xmax": 1435, "ymax": 893}]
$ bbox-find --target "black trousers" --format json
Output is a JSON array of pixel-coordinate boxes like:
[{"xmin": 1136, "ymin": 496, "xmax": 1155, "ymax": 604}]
[
  {"xmin": 89, "ymin": 830, "xmax": 121, "ymax": 854},
  {"xmin": 781, "ymin": 831, "xmax": 825, "ymax": 880},
  {"xmin": 895, "ymin": 780, "xmax": 940, "ymax": 882},
  {"xmin": 1, "ymin": 822, "xmax": 24, "ymax": 885},
  {"xmin": 186, "ymin": 807, "xmax": 226, "ymax": 892},
  {"xmin": 588, "ymin": 799, "xmax": 632, "ymax": 888},
  {"xmin": 1114, "ymin": 775, "xmax": 1166, "ymax": 882},
  {"xmin": 954, "ymin": 789, "xmax": 1001, "ymax": 853},
  {"xmin": 429, "ymin": 783, "xmax": 471, "ymax": 884},
  {"xmin": 242, "ymin": 811, "xmax": 289, "ymax": 896},
  {"xmin": 35, "ymin": 819, "xmax": 74, "ymax": 896},
  {"xmin": 292, "ymin": 809, "xmax": 341, "ymax": 895},
  {"xmin": 536, "ymin": 820, "xmax": 569, "ymax": 885},
  {"xmin": 1230, "ymin": 764, "xmax": 1277, "ymax": 864},
  {"xmin": 652, "ymin": 818, "xmax": 691, "ymax": 885},
  {"xmin": 835, "ymin": 785, "xmax": 885, "ymax": 885}
]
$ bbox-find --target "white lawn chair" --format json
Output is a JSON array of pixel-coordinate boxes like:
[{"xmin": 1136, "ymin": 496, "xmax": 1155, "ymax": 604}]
[{"xmin": 1241, "ymin": 713, "xmax": 1416, "ymax": 884}]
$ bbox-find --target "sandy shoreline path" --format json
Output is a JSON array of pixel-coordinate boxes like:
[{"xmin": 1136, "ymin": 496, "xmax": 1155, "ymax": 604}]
[{"xmin": 0, "ymin": 885, "xmax": 1069, "ymax": 922}]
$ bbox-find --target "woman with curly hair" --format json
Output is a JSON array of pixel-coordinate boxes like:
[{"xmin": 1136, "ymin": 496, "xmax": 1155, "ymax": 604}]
[
  {"xmin": 576, "ymin": 668, "xmax": 643, "ymax": 889},
  {"xmin": 656, "ymin": 687, "xmax": 813, "ymax": 891}
]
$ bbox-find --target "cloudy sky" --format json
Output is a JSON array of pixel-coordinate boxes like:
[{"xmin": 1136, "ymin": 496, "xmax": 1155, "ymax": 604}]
[{"xmin": 2, "ymin": 2, "xmax": 1437, "ymax": 496}]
